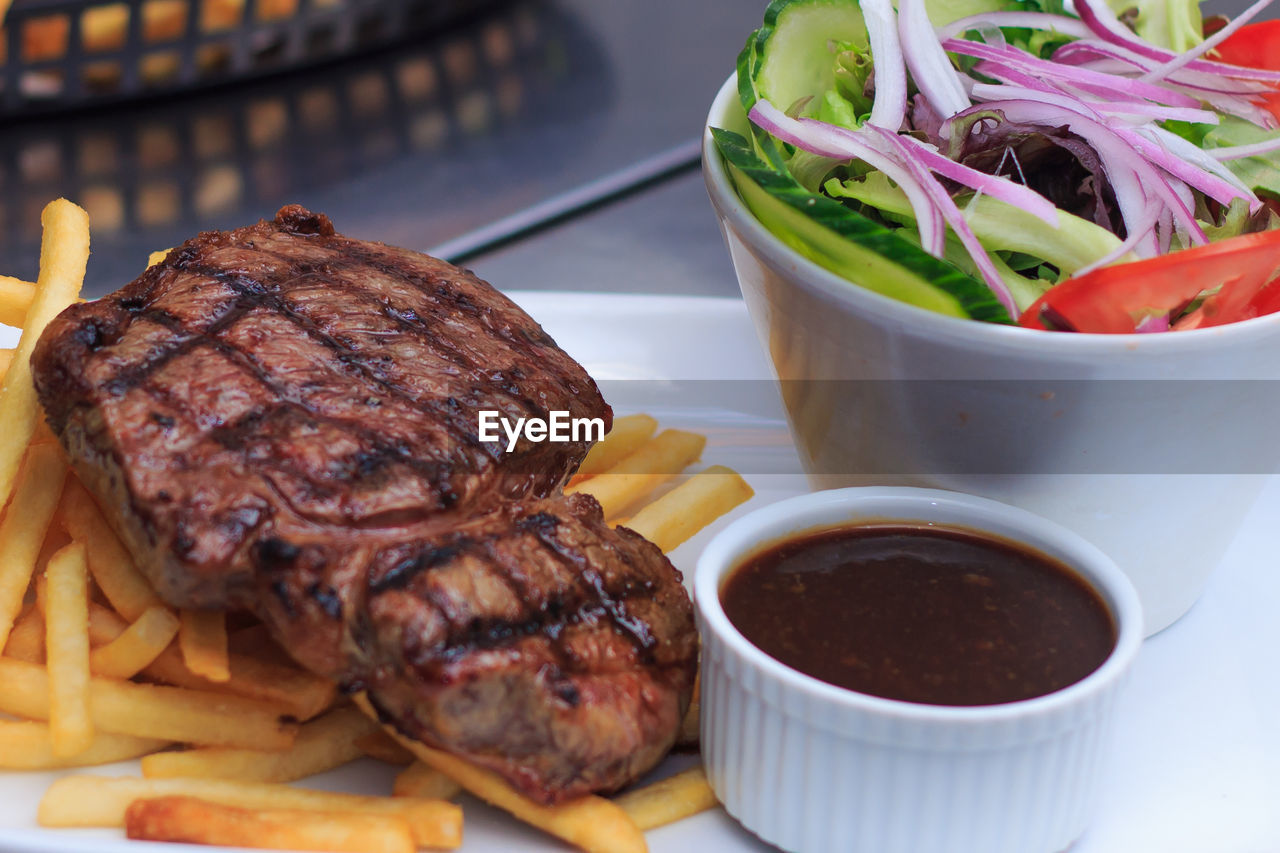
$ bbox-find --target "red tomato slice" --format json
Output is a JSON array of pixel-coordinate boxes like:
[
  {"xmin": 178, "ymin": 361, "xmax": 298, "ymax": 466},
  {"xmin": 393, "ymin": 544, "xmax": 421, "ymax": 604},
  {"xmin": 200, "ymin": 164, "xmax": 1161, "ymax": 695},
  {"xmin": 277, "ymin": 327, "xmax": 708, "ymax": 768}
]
[
  {"xmin": 1213, "ymin": 20, "xmax": 1280, "ymax": 70},
  {"xmin": 1213, "ymin": 21, "xmax": 1280, "ymax": 121},
  {"xmin": 1018, "ymin": 230, "xmax": 1280, "ymax": 333}
]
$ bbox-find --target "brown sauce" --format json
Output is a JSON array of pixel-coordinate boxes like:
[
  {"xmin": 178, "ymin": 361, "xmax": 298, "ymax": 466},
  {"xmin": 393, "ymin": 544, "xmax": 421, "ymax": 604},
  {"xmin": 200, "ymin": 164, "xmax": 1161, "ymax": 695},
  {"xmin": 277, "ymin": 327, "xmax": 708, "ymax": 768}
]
[{"xmin": 720, "ymin": 525, "xmax": 1117, "ymax": 706}]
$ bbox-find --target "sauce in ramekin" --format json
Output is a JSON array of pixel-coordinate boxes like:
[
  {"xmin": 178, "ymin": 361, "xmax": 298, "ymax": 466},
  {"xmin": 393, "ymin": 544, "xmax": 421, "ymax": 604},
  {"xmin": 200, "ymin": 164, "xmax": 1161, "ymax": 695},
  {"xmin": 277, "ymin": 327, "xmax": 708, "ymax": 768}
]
[{"xmin": 720, "ymin": 524, "xmax": 1117, "ymax": 706}]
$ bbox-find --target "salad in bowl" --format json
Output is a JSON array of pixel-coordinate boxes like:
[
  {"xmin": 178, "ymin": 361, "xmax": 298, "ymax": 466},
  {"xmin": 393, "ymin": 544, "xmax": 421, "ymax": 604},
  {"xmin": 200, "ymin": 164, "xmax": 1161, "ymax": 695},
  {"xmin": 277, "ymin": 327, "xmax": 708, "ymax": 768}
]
[{"xmin": 712, "ymin": 0, "xmax": 1280, "ymax": 333}]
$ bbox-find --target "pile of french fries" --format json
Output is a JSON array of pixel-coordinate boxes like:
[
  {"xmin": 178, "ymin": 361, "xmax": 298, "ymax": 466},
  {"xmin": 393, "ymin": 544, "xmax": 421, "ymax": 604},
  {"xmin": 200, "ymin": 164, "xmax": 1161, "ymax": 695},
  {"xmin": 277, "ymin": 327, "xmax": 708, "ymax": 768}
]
[{"xmin": 0, "ymin": 199, "xmax": 753, "ymax": 852}]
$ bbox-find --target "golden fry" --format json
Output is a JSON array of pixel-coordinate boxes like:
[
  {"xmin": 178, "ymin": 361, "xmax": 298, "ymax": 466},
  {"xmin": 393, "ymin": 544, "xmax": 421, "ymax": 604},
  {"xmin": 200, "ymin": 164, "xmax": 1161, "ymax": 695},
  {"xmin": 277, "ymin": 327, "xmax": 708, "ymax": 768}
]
[
  {"xmin": 141, "ymin": 706, "xmax": 378, "ymax": 783},
  {"xmin": 394, "ymin": 761, "xmax": 463, "ymax": 800},
  {"xmin": 144, "ymin": 644, "xmax": 336, "ymax": 721},
  {"xmin": 566, "ymin": 429, "xmax": 707, "ymax": 519},
  {"xmin": 87, "ymin": 599, "xmax": 129, "ymax": 642},
  {"xmin": 0, "ymin": 720, "xmax": 166, "ymax": 769},
  {"xmin": 40, "ymin": 775, "xmax": 462, "ymax": 849},
  {"xmin": 623, "ymin": 465, "xmax": 754, "ymax": 553},
  {"xmin": 44, "ymin": 542, "xmax": 94, "ymax": 757},
  {"xmin": 125, "ymin": 796, "xmax": 416, "ymax": 853},
  {"xmin": 179, "ymin": 607, "xmax": 230, "ymax": 681},
  {"xmin": 60, "ymin": 479, "xmax": 166, "ymax": 621},
  {"xmin": 356, "ymin": 695, "xmax": 645, "ymax": 853},
  {"xmin": 89, "ymin": 605, "xmax": 181, "ymax": 679},
  {"xmin": 0, "ymin": 348, "xmax": 13, "ymax": 379},
  {"xmin": 354, "ymin": 729, "xmax": 416, "ymax": 766},
  {"xmin": 147, "ymin": 248, "xmax": 171, "ymax": 269},
  {"xmin": 0, "ymin": 658, "xmax": 298, "ymax": 750},
  {"xmin": 0, "ymin": 443, "xmax": 67, "ymax": 648},
  {"xmin": 613, "ymin": 767, "xmax": 718, "ymax": 831},
  {"xmin": 0, "ymin": 199, "xmax": 89, "ymax": 507},
  {"xmin": 576, "ymin": 414, "xmax": 659, "ymax": 478},
  {"xmin": 0, "ymin": 275, "xmax": 36, "ymax": 328},
  {"xmin": 3, "ymin": 606, "xmax": 45, "ymax": 662}
]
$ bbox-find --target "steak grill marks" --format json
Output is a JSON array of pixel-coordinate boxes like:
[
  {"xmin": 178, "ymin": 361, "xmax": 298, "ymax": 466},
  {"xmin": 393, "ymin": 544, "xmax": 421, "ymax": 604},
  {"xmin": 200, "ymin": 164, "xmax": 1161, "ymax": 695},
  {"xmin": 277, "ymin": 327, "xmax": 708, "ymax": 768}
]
[
  {"xmin": 365, "ymin": 514, "xmax": 658, "ymax": 662},
  {"xmin": 118, "ymin": 307, "xmax": 464, "ymax": 525},
  {"xmin": 30, "ymin": 206, "xmax": 697, "ymax": 804}
]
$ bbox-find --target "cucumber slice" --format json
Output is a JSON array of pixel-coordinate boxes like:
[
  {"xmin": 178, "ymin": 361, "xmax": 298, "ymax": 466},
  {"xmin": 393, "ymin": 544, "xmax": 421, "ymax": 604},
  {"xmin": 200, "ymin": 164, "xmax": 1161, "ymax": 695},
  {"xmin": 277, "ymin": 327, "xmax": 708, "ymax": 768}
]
[
  {"xmin": 749, "ymin": 0, "xmax": 868, "ymax": 115},
  {"xmin": 712, "ymin": 128, "xmax": 1011, "ymax": 323}
]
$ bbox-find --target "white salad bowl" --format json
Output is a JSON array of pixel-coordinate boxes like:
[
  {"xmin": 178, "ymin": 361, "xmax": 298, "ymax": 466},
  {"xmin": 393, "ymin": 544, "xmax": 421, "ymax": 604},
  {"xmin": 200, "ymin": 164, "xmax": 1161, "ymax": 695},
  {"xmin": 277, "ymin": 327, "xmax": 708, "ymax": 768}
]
[
  {"xmin": 703, "ymin": 73, "xmax": 1280, "ymax": 635},
  {"xmin": 695, "ymin": 486, "xmax": 1143, "ymax": 853}
]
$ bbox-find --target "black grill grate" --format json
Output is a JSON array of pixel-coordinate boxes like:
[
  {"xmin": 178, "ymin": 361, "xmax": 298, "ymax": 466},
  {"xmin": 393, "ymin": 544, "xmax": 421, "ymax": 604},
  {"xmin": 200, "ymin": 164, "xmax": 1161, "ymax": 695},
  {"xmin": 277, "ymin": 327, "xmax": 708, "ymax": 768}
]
[{"xmin": 1, "ymin": 0, "xmax": 500, "ymax": 114}]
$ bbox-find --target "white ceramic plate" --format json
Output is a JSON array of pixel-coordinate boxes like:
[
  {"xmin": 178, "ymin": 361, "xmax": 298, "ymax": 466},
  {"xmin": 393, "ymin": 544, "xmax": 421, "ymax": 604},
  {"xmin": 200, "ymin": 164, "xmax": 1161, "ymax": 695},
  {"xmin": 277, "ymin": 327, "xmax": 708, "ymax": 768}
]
[{"xmin": 2, "ymin": 293, "xmax": 1277, "ymax": 852}]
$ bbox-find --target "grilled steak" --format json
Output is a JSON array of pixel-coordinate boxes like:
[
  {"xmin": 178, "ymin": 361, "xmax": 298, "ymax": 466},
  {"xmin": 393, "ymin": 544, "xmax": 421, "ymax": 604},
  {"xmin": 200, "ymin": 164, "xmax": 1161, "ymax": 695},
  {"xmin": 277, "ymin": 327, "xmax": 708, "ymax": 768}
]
[{"xmin": 31, "ymin": 206, "xmax": 698, "ymax": 803}]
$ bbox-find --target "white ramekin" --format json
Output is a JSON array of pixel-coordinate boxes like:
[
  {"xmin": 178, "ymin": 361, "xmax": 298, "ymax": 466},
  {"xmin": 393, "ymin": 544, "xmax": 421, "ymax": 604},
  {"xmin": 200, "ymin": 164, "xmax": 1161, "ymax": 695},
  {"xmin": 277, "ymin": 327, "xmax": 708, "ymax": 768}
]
[{"xmin": 695, "ymin": 487, "xmax": 1143, "ymax": 853}]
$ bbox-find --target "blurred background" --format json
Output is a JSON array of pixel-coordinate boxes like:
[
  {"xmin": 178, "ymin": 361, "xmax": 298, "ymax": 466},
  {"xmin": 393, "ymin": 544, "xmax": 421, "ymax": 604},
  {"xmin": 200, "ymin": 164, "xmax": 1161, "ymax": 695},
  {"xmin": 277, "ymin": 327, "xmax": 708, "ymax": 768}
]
[{"xmin": 0, "ymin": 0, "xmax": 1266, "ymax": 296}]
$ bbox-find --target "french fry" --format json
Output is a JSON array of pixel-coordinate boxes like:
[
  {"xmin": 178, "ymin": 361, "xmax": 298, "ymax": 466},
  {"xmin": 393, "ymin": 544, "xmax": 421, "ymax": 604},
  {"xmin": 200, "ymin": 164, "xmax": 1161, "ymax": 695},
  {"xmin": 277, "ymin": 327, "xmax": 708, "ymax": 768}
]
[
  {"xmin": 356, "ymin": 695, "xmax": 645, "ymax": 853},
  {"xmin": 0, "ymin": 199, "xmax": 90, "ymax": 507},
  {"xmin": 0, "ymin": 443, "xmax": 67, "ymax": 648},
  {"xmin": 179, "ymin": 607, "xmax": 231, "ymax": 681},
  {"xmin": 59, "ymin": 479, "xmax": 167, "ymax": 621},
  {"xmin": 394, "ymin": 761, "xmax": 463, "ymax": 800},
  {"xmin": 147, "ymin": 248, "xmax": 171, "ymax": 269},
  {"xmin": 125, "ymin": 796, "xmax": 417, "ymax": 853},
  {"xmin": 140, "ymin": 706, "xmax": 378, "ymax": 783},
  {"xmin": 575, "ymin": 414, "xmax": 659, "ymax": 479},
  {"xmin": 0, "ymin": 658, "xmax": 298, "ymax": 750},
  {"xmin": 354, "ymin": 729, "xmax": 416, "ymax": 766},
  {"xmin": 0, "ymin": 348, "xmax": 13, "ymax": 378},
  {"xmin": 613, "ymin": 767, "xmax": 718, "ymax": 831},
  {"xmin": 0, "ymin": 275, "xmax": 36, "ymax": 328},
  {"xmin": 89, "ymin": 605, "xmax": 181, "ymax": 679},
  {"xmin": 40, "ymin": 775, "xmax": 463, "ymax": 849},
  {"xmin": 623, "ymin": 465, "xmax": 754, "ymax": 553},
  {"xmin": 44, "ymin": 542, "xmax": 94, "ymax": 757},
  {"xmin": 4, "ymin": 609, "xmax": 45, "ymax": 662},
  {"xmin": 144, "ymin": 644, "xmax": 336, "ymax": 721},
  {"xmin": 87, "ymin": 599, "xmax": 130, "ymax": 643},
  {"xmin": 0, "ymin": 720, "xmax": 167, "ymax": 769},
  {"xmin": 567, "ymin": 429, "xmax": 707, "ymax": 519}
]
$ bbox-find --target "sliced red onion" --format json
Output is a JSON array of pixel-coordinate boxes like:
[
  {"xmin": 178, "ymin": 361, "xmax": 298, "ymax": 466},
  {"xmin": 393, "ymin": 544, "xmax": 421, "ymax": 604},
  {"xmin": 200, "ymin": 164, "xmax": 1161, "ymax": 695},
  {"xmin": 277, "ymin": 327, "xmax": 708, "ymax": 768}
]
[
  {"xmin": 1208, "ymin": 136, "xmax": 1280, "ymax": 160},
  {"xmin": 1168, "ymin": 179, "xmax": 1196, "ymax": 247},
  {"xmin": 1073, "ymin": 0, "xmax": 1280, "ymax": 83},
  {"xmin": 864, "ymin": 124, "xmax": 1017, "ymax": 315},
  {"xmin": 946, "ymin": 39, "xmax": 1201, "ymax": 107},
  {"xmin": 897, "ymin": 134, "xmax": 1060, "ymax": 226},
  {"xmin": 1162, "ymin": 73, "xmax": 1276, "ymax": 96},
  {"xmin": 1140, "ymin": 0, "xmax": 1276, "ymax": 84},
  {"xmin": 1111, "ymin": 125, "xmax": 1256, "ymax": 209},
  {"xmin": 899, "ymin": 0, "xmax": 970, "ymax": 117},
  {"xmin": 968, "ymin": 82, "xmax": 1103, "ymax": 119},
  {"xmin": 862, "ymin": 0, "xmax": 908, "ymax": 130},
  {"xmin": 748, "ymin": 100, "xmax": 947, "ymax": 254},
  {"xmin": 1159, "ymin": 207, "xmax": 1176, "ymax": 256},
  {"xmin": 1135, "ymin": 314, "xmax": 1172, "ymax": 333},
  {"xmin": 938, "ymin": 12, "xmax": 1091, "ymax": 41},
  {"xmin": 1166, "ymin": 87, "xmax": 1280, "ymax": 129},
  {"xmin": 956, "ymin": 99, "xmax": 1208, "ymax": 244},
  {"xmin": 1051, "ymin": 39, "xmax": 1144, "ymax": 69},
  {"xmin": 1139, "ymin": 126, "xmax": 1257, "ymax": 197},
  {"xmin": 1054, "ymin": 40, "xmax": 1276, "ymax": 94},
  {"xmin": 1091, "ymin": 101, "xmax": 1220, "ymax": 124},
  {"xmin": 974, "ymin": 60, "xmax": 1196, "ymax": 109}
]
